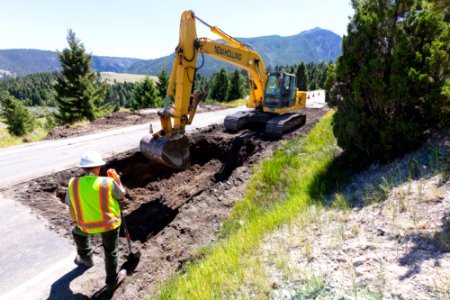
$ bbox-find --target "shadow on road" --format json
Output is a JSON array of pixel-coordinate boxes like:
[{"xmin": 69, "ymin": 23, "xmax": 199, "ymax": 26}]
[
  {"xmin": 89, "ymin": 256, "xmax": 141, "ymax": 300},
  {"xmin": 48, "ymin": 266, "xmax": 89, "ymax": 299}
]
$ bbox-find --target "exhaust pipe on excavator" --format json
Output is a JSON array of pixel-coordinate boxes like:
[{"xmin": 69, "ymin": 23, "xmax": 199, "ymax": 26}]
[{"xmin": 140, "ymin": 133, "xmax": 191, "ymax": 169}]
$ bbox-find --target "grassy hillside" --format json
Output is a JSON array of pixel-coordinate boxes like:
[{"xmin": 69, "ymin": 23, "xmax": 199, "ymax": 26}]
[
  {"xmin": 99, "ymin": 72, "xmax": 154, "ymax": 84},
  {"xmin": 155, "ymin": 111, "xmax": 340, "ymax": 298},
  {"xmin": 154, "ymin": 111, "xmax": 450, "ymax": 299}
]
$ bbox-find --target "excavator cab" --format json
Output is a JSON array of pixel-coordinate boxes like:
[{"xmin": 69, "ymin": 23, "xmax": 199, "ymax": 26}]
[{"xmin": 264, "ymin": 73, "xmax": 297, "ymax": 109}]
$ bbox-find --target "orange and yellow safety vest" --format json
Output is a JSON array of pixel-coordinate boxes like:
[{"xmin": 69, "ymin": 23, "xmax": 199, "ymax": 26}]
[{"xmin": 68, "ymin": 176, "xmax": 121, "ymax": 234}]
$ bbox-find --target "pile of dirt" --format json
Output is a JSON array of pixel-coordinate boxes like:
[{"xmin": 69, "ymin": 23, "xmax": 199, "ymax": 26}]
[
  {"xmin": 45, "ymin": 104, "xmax": 225, "ymax": 140},
  {"xmin": 5, "ymin": 107, "xmax": 329, "ymax": 299}
]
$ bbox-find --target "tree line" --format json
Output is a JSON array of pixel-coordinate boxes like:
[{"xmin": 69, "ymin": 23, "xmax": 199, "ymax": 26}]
[
  {"xmin": 0, "ymin": 28, "xmax": 329, "ymax": 137},
  {"xmin": 0, "ymin": 72, "xmax": 58, "ymax": 106},
  {"xmin": 195, "ymin": 61, "xmax": 330, "ymax": 103}
]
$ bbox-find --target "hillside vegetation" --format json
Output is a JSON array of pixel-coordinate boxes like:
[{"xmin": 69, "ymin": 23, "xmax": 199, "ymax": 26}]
[
  {"xmin": 157, "ymin": 111, "xmax": 340, "ymax": 298},
  {"xmin": 155, "ymin": 111, "xmax": 449, "ymax": 299},
  {"xmin": 0, "ymin": 28, "xmax": 341, "ymax": 77}
]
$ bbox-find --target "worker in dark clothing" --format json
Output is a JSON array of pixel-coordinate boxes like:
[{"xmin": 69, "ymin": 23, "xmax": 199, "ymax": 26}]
[{"xmin": 65, "ymin": 150, "xmax": 127, "ymax": 292}]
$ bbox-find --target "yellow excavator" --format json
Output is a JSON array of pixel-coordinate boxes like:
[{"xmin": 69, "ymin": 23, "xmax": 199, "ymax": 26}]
[{"xmin": 140, "ymin": 10, "xmax": 307, "ymax": 169}]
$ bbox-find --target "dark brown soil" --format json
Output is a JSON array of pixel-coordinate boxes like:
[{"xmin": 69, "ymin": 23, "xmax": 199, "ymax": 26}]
[{"xmin": 5, "ymin": 107, "xmax": 329, "ymax": 299}]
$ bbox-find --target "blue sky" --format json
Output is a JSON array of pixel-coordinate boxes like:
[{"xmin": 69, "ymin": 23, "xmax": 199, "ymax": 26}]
[{"xmin": 0, "ymin": 0, "xmax": 354, "ymax": 59}]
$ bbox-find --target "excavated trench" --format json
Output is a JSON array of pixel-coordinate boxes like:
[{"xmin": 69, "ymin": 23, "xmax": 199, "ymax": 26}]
[
  {"xmin": 9, "ymin": 125, "xmax": 261, "ymax": 244},
  {"xmin": 5, "ymin": 107, "xmax": 328, "ymax": 299},
  {"xmin": 106, "ymin": 131, "xmax": 257, "ymax": 242}
]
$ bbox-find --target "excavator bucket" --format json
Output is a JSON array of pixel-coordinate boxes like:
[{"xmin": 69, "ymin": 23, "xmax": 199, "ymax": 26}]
[{"xmin": 140, "ymin": 134, "xmax": 191, "ymax": 169}]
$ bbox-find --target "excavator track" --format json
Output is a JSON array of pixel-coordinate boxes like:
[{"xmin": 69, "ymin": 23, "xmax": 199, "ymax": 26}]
[
  {"xmin": 224, "ymin": 110, "xmax": 306, "ymax": 138},
  {"xmin": 265, "ymin": 112, "xmax": 306, "ymax": 138},
  {"xmin": 224, "ymin": 111, "xmax": 271, "ymax": 132}
]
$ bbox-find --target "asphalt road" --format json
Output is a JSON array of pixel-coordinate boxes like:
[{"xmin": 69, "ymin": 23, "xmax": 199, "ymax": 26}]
[{"xmin": 0, "ymin": 106, "xmax": 246, "ymax": 190}]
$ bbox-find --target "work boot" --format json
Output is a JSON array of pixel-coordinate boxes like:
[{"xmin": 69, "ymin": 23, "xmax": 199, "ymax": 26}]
[
  {"xmin": 106, "ymin": 269, "xmax": 127, "ymax": 292},
  {"xmin": 74, "ymin": 254, "xmax": 94, "ymax": 267}
]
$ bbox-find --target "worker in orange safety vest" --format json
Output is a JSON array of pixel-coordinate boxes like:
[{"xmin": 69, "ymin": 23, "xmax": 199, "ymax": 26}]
[{"xmin": 65, "ymin": 150, "xmax": 127, "ymax": 292}]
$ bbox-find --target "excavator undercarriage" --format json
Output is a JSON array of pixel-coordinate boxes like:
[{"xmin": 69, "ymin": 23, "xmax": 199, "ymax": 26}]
[{"xmin": 224, "ymin": 111, "xmax": 306, "ymax": 138}]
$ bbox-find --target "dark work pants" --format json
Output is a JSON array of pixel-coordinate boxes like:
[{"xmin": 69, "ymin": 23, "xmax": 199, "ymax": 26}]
[{"xmin": 72, "ymin": 226, "xmax": 120, "ymax": 284}]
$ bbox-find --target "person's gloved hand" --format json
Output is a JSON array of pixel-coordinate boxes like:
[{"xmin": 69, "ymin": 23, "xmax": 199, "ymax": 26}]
[{"xmin": 107, "ymin": 169, "xmax": 120, "ymax": 182}]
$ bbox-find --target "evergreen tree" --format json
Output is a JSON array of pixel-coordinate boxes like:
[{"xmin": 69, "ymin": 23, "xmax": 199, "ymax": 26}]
[
  {"xmin": 295, "ymin": 62, "xmax": 308, "ymax": 91},
  {"xmin": 0, "ymin": 92, "xmax": 34, "ymax": 136},
  {"xmin": 194, "ymin": 73, "xmax": 210, "ymax": 96},
  {"xmin": 105, "ymin": 81, "xmax": 136, "ymax": 107},
  {"xmin": 326, "ymin": 0, "xmax": 450, "ymax": 162},
  {"xmin": 54, "ymin": 29, "xmax": 106, "ymax": 123},
  {"xmin": 317, "ymin": 62, "xmax": 328, "ymax": 89},
  {"xmin": 289, "ymin": 65, "xmax": 296, "ymax": 74},
  {"xmin": 130, "ymin": 76, "xmax": 161, "ymax": 110},
  {"xmin": 156, "ymin": 70, "xmax": 169, "ymax": 99},
  {"xmin": 227, "ymin": 69, "xmax": 245, "ymax": 101},
  {"xmin": 209, "ymin": 68, "xmax": 229, "ymax": 101},
  {"xmin": 308, "ymin": 64, "xmax": 319, "ymax": 90},
  {"xmin": 0, "ymin": 72, "xmax": 58, "ymax": 106}
]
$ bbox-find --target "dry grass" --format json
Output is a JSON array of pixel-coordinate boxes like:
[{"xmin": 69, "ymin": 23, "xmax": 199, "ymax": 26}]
[
  {"xmin": 99, "ymin": 72, "xmax": 155, "ymax": 84},
  {"xmin": 0, "ymin": 118, "xmax": 49, "ymax": 147}
]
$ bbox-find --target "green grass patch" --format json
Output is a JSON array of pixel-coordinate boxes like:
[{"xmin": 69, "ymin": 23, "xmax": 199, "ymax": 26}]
[
  {"xmin": 155, "ymin": 110, "xmax": 344, "ymax": 299},
  {"xmin": 217, "ymin": 99, "xmax": 247, "ymax": 107},
  {"xmin": 0, "ymin": 118, "xmax": 49, "ymax": 147}
]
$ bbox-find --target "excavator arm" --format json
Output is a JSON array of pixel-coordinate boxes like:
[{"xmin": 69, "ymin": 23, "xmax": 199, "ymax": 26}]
[
  {"xmin": 140, "ymin": 10, "xmax": 268, "ymax": 169},
  {"xmin": 140, "ymin": 10, "xmax": 308, "ymax": 169}
]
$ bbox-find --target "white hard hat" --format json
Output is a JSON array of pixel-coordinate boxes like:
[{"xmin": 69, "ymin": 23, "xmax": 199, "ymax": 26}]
[{"xmin": 78, "ymin": 151, "xmax": 106, "ymax": 168}]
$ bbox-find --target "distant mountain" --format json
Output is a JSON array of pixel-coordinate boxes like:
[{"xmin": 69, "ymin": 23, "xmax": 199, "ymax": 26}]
[
  {"xmin": 0, "ymin": 49, "xmax": 144, "ymax": 78},
  {"xmin": 0, "ymin": 28, "xmax": 341, "ymax": 78},
  {"xmin": 127, "ymin": 28, "xmax": 342, "ymax": 77},
  {"xmin": 0, "ymin": 49, "xmax": 60, "ymax": 77}
]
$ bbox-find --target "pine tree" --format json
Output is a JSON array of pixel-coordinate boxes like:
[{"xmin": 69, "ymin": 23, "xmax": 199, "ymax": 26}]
[
  {"xmin": 194, "ymin": 73, "xmax": 210, "ymax": 96},
  {"xmin": 326, "ymin": 0, "xmax": 450, "ymax": 161},
  {"xmin": 156, "ymin": 70, "xmax": 169, "ymax": 99},
  {"xmin": 317, "ymin": 62, "xmax": 328, "ymax": 89},
  {"xmin": 54, "ymin": 29, "xmax": 105, "ymax": 123},
  {"xmin": 209, "ymin": 68, "xmax": 229, "ymax": 101},
  {"xmin": 130, "ymin": 77, "xmax": 161, "ymax": 110},
  {"xmin": 0, "ymin": 92, "xmax": 34, "ymax": 136},
  {"xmin": 295, "ymin": 62, "xmax": 308, "ymax": 91},
  {"xmin": 308, "ymin": 64, "xmax": 318, "ymax": 90},
  {"xmin": 227, "ymin": 69, "xmax": 245, "ymax": 101}
]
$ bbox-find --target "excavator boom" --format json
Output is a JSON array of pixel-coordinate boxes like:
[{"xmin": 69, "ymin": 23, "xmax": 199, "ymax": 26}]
[
  {"xmin": 140, "ymin": 11, "xmax": 198, "ymax": 169},
  {"xmin": 140, "ymin": 10, "xmax": 308, "ymax": 169}
]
